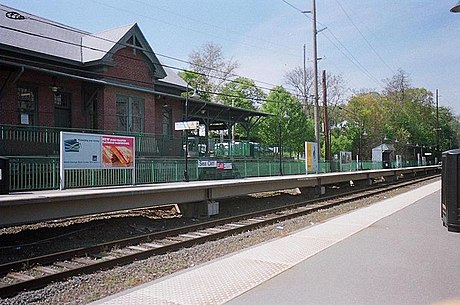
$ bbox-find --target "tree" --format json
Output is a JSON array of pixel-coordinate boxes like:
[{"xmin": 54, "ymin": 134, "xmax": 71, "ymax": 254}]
[
  {"xmin": 283, "ymin": 67, "xmax": 347, "ymax": 116},
  {"xmin": 257, "ymin": 86, "xmax": 313, "ymax": 157},
  {"xmin": 383, "ymin": 68, "xmax": 411, "ymax": 103},
  {"xmin": 217, "ymin": 77, "xmax": 266, "ymax": 140},
  {"xmin": 180, "ymin": 42, "xmax": 239, "ymax": 102},
  {"xmin": 340, "ymin": 92, "xmax": 386, "ymax": 159},
  {"xmin": 217, "ymin": 77, "xmax": 265, "ymax": 110},
  {"xmin": 338, "ymin": 68, "xmax": 460, "ymax": 163}
]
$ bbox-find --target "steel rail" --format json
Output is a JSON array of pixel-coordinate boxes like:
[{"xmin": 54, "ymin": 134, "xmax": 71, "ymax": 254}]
[{"xmin": 0, "ymin": 174, "xmax": 439, "ymax": 297}]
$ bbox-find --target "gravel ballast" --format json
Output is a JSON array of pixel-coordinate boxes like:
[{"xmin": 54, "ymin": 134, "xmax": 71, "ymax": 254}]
[{"xmin": 0, "ymin": 177, "xmax": 439, "ymax": 305}]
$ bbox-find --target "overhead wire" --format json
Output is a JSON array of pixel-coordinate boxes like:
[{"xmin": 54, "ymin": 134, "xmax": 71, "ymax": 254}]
[
  {"xmin": 333, "ymin": 0, "xmax": 396, "ymax": 75},
  {"xmin": 0, "ymin": 9, "xmax": 288, "ymax": 98},
  {"xmin": 280, "ymin": 0, "xmax": 385, "ymax": 87},
  {"xmin": 130, "ymin": 0, "xmax": 301, "ymax": 58},
  {"xmin": 92, "ymin": 0, "xmax": 301, "ymax": 59}
]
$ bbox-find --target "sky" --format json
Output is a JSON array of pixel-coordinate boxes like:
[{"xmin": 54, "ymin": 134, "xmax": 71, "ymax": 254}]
[{"xmin": 2, "ymin": 0, "xmax": 460, "ymax": 115}]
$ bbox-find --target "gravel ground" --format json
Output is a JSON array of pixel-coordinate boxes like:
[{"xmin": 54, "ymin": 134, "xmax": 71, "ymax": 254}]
[{"xmin": 0, "ymin": 177, "xmax": 439, "ymax": 305}]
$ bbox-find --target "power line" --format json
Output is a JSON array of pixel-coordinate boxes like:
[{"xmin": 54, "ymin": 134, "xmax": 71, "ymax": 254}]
[
  {"xmin": 280, "ymin": 0, "xmax": 306, "ymax": 14},
  {"xmin": 131, "ymin": 0, "xmax": 301, "ymax": 58},
  {"xmin": 333, "ymin": 0, "xmax": 396, "ymax": 75},
  {"xmin": 280, "ymin": 0, "xmax": 385, "ymax": 87},
  {"xmin": 92, "ymin": 0, "xmax": 301, "ymax": 59},
  {"xmin": 0, "ymin": 10, "xmax": 285, "ymax": 95},
  {"xmin": 0, "ymin": 6, "xmax": 334, "ymax": 105}
]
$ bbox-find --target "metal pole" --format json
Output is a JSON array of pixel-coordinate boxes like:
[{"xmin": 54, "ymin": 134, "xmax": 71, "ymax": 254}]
[
  {"xmin": 184, "ymin": 85, "xmax": 189, "ymax": 182},
  {"xmin": 322, "ymin": 70, "xmax": 329, "ymax": 163},
  {"xmin": 279, "ymin": 115, "xmax": 283, "ymax": 175},
  {"xmin": 359, "ymin": 122, "xmax": 363, "ymax": 170},
  {"xmin": 303, "ymin": 44, "xmax": 308, "ymax": 116},
  {"xmin": 312, "ymin": 0, "xmax": 321, "ymax": 164},
  {"xmin": 435, "ymin": 89, "xmax": 440, "ymax": 163}
]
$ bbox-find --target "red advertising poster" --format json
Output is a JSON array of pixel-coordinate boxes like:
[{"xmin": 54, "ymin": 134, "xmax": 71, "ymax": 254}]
[{"xmin": 101, "ymin": 136, "xmax": 134, "ymax": 168}]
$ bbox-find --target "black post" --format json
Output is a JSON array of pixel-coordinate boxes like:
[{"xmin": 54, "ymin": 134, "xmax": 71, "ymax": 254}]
[
  {"xmin": 278, "ymin": 114, "xmax": 283, "ymax": 175},
  {"xmin": 184, "ymin": 86, "xmax": 189, "ymax": 182},
  {"xmin": 435, "ymin": 89, "xmax": 440, "ymax": 163}
]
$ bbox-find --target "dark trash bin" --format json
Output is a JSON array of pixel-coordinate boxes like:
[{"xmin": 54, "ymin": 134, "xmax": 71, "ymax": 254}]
[
  {"xmin": 441, "ymin": 149, "xmax": 460, "ymax": 233},
  {"xmin": 0, "ymin": 157, "xmax": 9, "ymax": 195}
]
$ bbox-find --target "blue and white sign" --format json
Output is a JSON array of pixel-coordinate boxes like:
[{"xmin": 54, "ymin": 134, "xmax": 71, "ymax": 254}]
[
  {"xmin": 198, "ymin": 160, "xmax": 217, "ymax": 168},
  {"xmin": 61, "ymin": 132, "xmax": 101, "ymax": 169}
]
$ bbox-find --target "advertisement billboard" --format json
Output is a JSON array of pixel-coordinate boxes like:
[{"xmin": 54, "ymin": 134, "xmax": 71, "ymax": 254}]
[
  {"xmin": 61, "ymin": 133, "xmax": 102, "ymax": 169},
  {"xmin": 101, "ymin": 136, "xmax": 134, "ymax": 168},
  {"xmin": 60, "ymin": 132, "xmax": 135, "ymax": 189},
  {"xmin": 305, "ymin": 142, "xmax": 318, "ymax": 174}
]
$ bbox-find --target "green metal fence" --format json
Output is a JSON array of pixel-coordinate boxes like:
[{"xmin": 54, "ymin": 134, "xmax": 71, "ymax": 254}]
[
  {"xmin": 8, "ymin": 156, "xmax": 423, "ymax": 192},
  {"xmin": 2, "ymin": 124, "xmax": 426, "ymax": 192},
  {"xmin": 8, "ymin": 157, "xmax": 302, "ymax": 191}
]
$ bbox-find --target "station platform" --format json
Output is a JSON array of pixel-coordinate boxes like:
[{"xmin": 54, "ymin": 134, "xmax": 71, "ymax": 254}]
[{"xmin": 91, "ymin": 180, "xmax": 459, "ymax": 305}]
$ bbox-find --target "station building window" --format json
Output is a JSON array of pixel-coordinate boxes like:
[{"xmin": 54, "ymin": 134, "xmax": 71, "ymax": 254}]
[
  {"xmin": 17, "ymin": 86, "xmax": 37, "ymax": 125},
  {"xmin": 116, "ymin": 94, "xmax": 144, "ymax": 133},
  {"xmin": 54, "ymin": 92, "xmax": 71, "ymax": 128},
  {"xmin": 162, "ymin": 105, "xmax": 172, "ymax": 136}
]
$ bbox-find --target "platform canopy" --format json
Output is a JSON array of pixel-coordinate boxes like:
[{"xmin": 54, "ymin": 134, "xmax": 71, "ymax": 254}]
[{"xmin": 184, "ymin": 97, "xmax": 270, "ymax": 135}]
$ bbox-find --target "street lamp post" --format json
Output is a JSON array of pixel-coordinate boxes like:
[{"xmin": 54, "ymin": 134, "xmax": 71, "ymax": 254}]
[
  {"xmin": 311, "ymin": 0, "xmax": 321, "ymax": 163},
  {"xmin": 358, "ymin": 123, "xmax": 367, "ymax": 170},
  {"xmin": 278, "ymin": 115, "xmax": 283, "ymax": 175},
  {"xmin": 184, "ymin": 85, "xmax": 190, "ymax": 182},
  {"xmin": 435, "ymin": 89, "xmax": 441, "ymax": 163},
  {"xmin": 183, "ymin": 84, "xmax": 200, "ymax": 182}
]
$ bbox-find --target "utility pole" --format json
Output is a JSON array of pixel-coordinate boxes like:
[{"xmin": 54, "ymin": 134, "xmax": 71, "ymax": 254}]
[
  {"xmin": 311, "ymin": 0, "xmax": 321, "ymax": 161},
  {"xmin": 322, "ymin": 70, "xmax": 330, "ymax": 163}
]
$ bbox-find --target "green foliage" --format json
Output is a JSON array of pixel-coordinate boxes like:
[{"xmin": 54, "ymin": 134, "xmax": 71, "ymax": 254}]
[
  {"xmin": 256, "ymin": 86, "xmax": 314, "ymax": 156},
  {"xmin": 217, "ymin": 77, "xmax": 265, "ymax": 110},
  {"xmin": 178, "ymin": 70, "xmax": 212, "ymax": 101},
  {"xmin": 332, "ymin": 70, "xmax": 460, "ymax": 161}
]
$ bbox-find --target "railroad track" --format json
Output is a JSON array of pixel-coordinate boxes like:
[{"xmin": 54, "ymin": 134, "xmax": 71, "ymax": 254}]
[{"xmin": 0, "ymin": 174, "xmax": 439, "ymax": 297}]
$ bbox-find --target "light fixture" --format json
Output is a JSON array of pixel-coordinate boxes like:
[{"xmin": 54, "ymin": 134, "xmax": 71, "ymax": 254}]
[
  {"xmin": 451, "ymin": 1, "xmax": 460, "ymax": 12},
  {"xmin": 190, "ymin": 88, "xmax": 200, "ymax": 99},
  {"xmin": 5, "ymin": 11, "xmax": 25, "ymax": 20},
  {"xmin": 51, "ymin": 77, "xmax": 59, "ymax": 93}
]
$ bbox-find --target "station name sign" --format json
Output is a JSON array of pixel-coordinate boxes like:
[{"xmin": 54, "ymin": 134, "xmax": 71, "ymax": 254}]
[{"xmin": 198, "ymin": 160, "xmax": 233, "ymax": 170}]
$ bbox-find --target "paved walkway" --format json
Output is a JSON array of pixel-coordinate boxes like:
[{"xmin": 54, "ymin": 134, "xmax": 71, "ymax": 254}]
[{"xmin": 92, "ymin": 181, "xmax": 460, "ymax": 305}]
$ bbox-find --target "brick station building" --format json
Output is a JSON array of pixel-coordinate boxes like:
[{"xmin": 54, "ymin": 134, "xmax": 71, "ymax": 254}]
[{"xmin": 0, "ymin": 4, "xmax": 268, "ymax": 161}]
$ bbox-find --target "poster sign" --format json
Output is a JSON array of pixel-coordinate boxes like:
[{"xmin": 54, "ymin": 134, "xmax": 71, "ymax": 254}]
[
  {"xmin": 60, "ymin": 132, "xmax": 135, "ymax": 189},
  {"xmin": 339, "ymin": 151, "xmax": 353, "ymax": 171},
  {"xmin": 102, "ymin": 136, "xmax": 134, "ymax": 168},
  {"xmin": 305, "ymin": 142, "xmax": 318, "ymax": 174},
  {"xmin": 175, "ymin": 121, "xmax": 199, "ymax": 131},
  {"xmin": 217, "ymin": 162, "xmax": 232, "ymax": 170},
  {"xmin": 61, "ymin": 133, "xmax": 102, "ymax": 169},
  {"xmin": 340, "ymin": 151, "xmax": 352, "ymax": 164}
]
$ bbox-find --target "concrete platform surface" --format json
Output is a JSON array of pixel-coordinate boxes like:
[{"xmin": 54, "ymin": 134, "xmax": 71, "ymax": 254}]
[{"xmin": 91, "ymin": 181, "xmax": 460, "ymax": 305}]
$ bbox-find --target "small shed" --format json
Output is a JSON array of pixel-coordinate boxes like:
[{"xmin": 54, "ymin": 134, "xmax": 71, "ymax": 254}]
[{"xmin": 372, "ymin": 143, "xmax": 395, "ymax": 168}]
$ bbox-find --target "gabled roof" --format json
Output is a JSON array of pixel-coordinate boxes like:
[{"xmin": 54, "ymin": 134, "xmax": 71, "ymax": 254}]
[
  {"xmin": 0, "ymin": 4, "xmax": 83, "ymax": 63},
  {"xmin": 81, "ymin": 24, "xmax": 136, "ymax": 63},
  {"xmin": 157, "ymin": 67, "xmax": 188, "ymax": 90},
  {"xmin": 372, "ymin": 143, "xmax": 395, "ymax": 152},
  {"xmin": 0, "ymin": 4, "xmax": 166, "ymax": 79}
]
